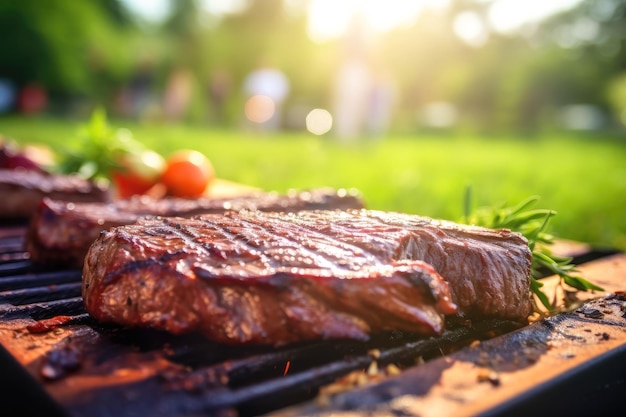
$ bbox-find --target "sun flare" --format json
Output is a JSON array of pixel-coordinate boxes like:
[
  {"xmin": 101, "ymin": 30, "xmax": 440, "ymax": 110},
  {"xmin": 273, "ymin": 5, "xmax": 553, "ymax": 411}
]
[
  {"xmin": 306, "ymin": 0, "xmax": 433, "ymax": 42},
  {"xmin": 306, "ymin": 0, "xmax": 583, "ymax": 43}
]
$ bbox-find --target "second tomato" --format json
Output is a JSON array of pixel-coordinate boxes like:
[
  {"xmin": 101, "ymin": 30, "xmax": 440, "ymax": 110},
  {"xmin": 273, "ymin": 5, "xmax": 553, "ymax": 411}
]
[
  {"xmin": 112, "ymin": 149, "xmax": 166, "ymax": 198},
  {"xmin": 162, "ymin": 150, "xmax": 214, "ymax": 197}
]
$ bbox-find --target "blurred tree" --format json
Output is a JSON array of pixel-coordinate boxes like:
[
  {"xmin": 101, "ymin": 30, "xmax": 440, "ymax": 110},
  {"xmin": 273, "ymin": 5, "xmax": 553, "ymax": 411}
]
[
  {"xmin": 607, "ymin": 73, "xmax": 626, "ymax": 128},
  {"xmin": 162, "ymin": 0, "xmax": 202, "ymax": 65},
  {"xmin": 531, "ymin": 0, "xmax": 626, "ymax": 129},
  {"xmin": 217, "ymin": 0, "xmax": 292, "ymax": 79},
  {"xmin": 198, "ymin": 0, "xmax": 313, "ymax": 125},
  {"xmin": 0, "ymin": 0, "xmax": 136, "ymax": 112},
  {"xmin": 94, "ymin": 0, "xmax": 135, "ymax": 27},
  {"xmin": 384, "ymin": 0, "xmax": 626, "ymax": 134}
]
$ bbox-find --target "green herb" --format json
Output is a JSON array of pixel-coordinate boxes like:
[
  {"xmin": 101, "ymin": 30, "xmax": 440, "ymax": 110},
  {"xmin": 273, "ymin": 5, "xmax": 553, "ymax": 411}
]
[
  {"xmin": 56, "ymin": 108, "xmax": 144, "ymax": 180},
  {"xmin": 461, "ymin": 187, "xmax": 603, "ymax": 312}
]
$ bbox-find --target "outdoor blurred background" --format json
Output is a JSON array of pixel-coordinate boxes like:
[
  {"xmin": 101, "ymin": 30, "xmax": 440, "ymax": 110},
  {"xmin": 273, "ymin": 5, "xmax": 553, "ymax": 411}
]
[
  {"xmin": 1, "ymin": 0, "xmax": 625, "ymax": 134},
  {"xmin": 0, "ymin": 0, "xmax": 625, "ymax": 249}
]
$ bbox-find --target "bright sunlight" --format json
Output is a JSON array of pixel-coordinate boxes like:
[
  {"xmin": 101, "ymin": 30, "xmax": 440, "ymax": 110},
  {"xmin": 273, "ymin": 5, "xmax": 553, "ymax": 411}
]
[
  {"xmin": 306, "ymin": 0, "xmax": 583, "ymax": 43},
  {"xmin": 307, "ymin": 0, "xmax": 428, "ymax": 42},
  {"xmin": 120, "ymin": 0, "xmax": 584, "ymax": 44}
]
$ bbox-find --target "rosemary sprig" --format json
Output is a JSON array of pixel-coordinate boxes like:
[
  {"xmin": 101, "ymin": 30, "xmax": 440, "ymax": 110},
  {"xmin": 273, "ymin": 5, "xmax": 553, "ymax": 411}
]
[{"xmin": 461, "ymin": 187, "xmax": 603, "ymax": 312}]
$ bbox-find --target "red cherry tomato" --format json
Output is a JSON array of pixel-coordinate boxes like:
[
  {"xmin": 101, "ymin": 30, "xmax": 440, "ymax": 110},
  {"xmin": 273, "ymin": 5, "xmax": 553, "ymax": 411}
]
[
  {"xmin": 111, "ymin": 171, "xmax": 156, "ymax": 198},
  {"xmin": 111, "ymin": 149, "xmax": 166, "ymax": 198},
  {"xmin": 161, "ymin": 150, "xmax": 214, "ymax": 198}
]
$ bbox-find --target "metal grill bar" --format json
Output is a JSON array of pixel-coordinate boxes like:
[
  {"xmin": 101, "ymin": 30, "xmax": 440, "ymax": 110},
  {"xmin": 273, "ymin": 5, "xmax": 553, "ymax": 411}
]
[
  {"xmin": 0, "ymin": 259, "xmax": 34, "ymax": 276},
  {"xmin": 165, "ymin": 326, "xmax": 504, "ymax": 416},
  {"xmin": 0, "ymin": 282, "xmax": 82, "ymax": 305},
  {"xmin": 0, "ymin": 270, "xmax": 82, "ymax": 291},
  {"xmin": 0, "ymin": 296, "xmax": 85, "ymax": 320},
  {"xmin": 0, "ymin": 236, "xmax": 24, "ymax": 252},
  {"xmin": 0, "ymin": 251, "xmax": 29, "ymax": 263}
]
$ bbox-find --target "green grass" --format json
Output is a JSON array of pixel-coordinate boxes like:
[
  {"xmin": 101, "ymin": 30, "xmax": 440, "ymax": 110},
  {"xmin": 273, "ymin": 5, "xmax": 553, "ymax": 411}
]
[{"xmin": 2, "ymin": 115, "xmax": 625, "ymax": 251}]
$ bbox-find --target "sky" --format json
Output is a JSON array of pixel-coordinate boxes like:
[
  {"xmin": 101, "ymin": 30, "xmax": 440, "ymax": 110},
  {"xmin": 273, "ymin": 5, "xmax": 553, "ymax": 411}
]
[{"xmin": 120, "ymin": 0, "xmax": 584, "ymax": 42}]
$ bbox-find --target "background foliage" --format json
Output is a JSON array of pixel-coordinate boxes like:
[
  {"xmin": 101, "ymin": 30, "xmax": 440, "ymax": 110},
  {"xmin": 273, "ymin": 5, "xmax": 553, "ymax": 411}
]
[{"xmin": 1, "ymin": 0, "xmax": 625, "ymax": 133}]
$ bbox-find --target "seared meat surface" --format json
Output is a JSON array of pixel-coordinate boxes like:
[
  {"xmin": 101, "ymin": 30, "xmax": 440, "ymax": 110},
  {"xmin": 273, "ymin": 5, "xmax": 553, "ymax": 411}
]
[
  {"xmin": 274, "ymin": 210, "xmax": 533, "ymax": 320},
  {"xmin": 83, "ymin": 209, "xmax": 532, "ymax": 346},
  {"xmin": 26, "ymin": 188, "xmax": 363, "ymax": 267},
  {"xmin": 0, "ymin": 169, "xmax": 110, "ymax": 220}
]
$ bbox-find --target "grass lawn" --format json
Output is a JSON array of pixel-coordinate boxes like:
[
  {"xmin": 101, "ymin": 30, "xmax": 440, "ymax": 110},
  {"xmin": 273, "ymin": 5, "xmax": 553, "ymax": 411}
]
[{"xmin": 1, "ymin": 115, "xmax": 625, "ymax": 251}]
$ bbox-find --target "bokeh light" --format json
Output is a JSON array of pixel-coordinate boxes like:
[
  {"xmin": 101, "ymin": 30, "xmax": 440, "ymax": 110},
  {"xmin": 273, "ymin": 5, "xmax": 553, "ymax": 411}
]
[
  {"xmin": 306, "ymin": 108, "xmax": 333, "ymax": 135},
  {"xmin": 244, "ymin": 95, "xmax": 276, "ymax": 124}
]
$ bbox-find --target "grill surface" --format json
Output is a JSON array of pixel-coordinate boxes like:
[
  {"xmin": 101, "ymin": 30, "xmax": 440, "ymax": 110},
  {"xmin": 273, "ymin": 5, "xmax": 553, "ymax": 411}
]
[{"xmin": 0, "ymin": 224, "xmax": 624, "ymax": 417}]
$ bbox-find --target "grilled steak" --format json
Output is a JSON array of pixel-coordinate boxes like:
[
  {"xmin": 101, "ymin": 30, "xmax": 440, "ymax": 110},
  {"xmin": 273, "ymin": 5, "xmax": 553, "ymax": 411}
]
[
  {"xmin": 26, "ymin": 188, "xmax": 364, "ymax": 267},
  {"xmin": 82, "ymin": 209, "xmax": 532, "ymax": 346},
  {"xmin": 0, "ymin": 169, "xmax": 110, "ymax": 220}
]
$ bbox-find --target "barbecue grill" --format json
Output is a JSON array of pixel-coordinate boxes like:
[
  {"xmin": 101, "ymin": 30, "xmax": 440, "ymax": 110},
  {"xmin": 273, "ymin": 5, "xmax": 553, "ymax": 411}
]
[{"xmin": 1, "ymin": 223, "xmax": 624, "ymax": 417}]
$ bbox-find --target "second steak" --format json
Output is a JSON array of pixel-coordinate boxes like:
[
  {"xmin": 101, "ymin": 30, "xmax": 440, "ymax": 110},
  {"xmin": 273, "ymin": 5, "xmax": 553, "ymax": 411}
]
[{"xmin": 26, "ymin": 188, "xmax": 364, "ymax": 267}]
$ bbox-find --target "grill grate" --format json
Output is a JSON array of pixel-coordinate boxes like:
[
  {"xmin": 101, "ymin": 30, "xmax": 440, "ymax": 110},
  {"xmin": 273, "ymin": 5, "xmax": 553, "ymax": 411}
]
[{"xmin": 1, "ymin": 225, "xmax": 624, "ymax": 417}]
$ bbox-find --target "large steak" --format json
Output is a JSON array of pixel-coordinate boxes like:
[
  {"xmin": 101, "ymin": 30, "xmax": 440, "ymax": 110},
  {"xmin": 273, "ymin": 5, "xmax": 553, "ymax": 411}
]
[
  {"xmin": 82, "ymin": 209, "xmax": 532, "ymax": 346},
  {"xmin": 26, "ymin": 188, "xmax": 363, "ymax": 267}
]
